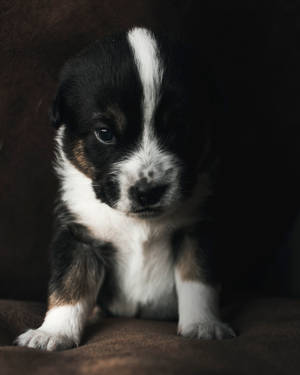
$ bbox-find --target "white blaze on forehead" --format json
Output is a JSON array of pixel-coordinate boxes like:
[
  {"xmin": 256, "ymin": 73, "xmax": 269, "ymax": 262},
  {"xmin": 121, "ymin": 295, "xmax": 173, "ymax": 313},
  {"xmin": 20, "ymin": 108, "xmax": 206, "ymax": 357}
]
[
  {"xmin": 113, "ymin": 28, "xmax": 180, "ymax": 213},
  {"xmin": 127, "ymin": 27, "xmax": 164, "ymax": 129}
]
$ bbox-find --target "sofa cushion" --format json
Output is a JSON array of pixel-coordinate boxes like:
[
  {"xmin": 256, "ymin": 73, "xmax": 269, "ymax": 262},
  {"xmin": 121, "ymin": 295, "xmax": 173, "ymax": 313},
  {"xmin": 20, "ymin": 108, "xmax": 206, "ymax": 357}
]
[{"xmin": 1, "ymin": 298, "xmax": 300, "ymax": 375}]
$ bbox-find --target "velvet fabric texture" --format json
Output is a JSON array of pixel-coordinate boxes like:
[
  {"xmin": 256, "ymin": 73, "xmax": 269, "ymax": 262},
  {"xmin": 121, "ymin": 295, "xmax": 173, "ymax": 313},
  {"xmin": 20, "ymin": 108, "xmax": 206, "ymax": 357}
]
[
  {"xmin": 1, "ymin": 298, "xmax": 300, "ymax": 374},
  {"xmin": 1, "ymin": 0, "xmax": 300, "ymax": 373}
]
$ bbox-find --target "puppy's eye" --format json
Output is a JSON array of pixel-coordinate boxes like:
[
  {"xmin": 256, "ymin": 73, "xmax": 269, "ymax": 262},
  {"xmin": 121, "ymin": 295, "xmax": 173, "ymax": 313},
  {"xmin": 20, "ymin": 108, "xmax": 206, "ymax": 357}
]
[{"xmin": 94, "ymin": 128, "xmax": 115, "ymax": 144}]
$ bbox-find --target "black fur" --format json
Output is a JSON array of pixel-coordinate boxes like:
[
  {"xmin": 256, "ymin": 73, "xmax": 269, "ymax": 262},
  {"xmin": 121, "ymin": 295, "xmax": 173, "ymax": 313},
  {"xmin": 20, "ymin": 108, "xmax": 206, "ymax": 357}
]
[
  {"xmin": 52, "ymin": 31, "xmax": 215, "ymax": 209},
  {"xmin": 50, "ymin": 28, "xmax": 217, "ymax": 314}
]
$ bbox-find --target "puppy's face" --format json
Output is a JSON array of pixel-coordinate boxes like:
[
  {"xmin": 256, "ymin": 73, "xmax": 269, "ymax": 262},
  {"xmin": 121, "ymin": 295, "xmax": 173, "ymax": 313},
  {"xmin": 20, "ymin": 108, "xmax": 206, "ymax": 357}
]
[{"xmin": 53, "ymin": 28, "xmax": 212, "ymax": 217}]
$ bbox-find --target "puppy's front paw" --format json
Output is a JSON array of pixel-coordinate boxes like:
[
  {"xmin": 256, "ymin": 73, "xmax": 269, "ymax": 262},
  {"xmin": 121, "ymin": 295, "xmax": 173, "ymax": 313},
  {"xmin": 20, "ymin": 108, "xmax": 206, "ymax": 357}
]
[
  {"xmin": 15, "ymin": 329, "xmax": 77, "ymax": 351},
  {"xmin": 178, "ymin": 320, "xmax": 236, "ymax": 340}
]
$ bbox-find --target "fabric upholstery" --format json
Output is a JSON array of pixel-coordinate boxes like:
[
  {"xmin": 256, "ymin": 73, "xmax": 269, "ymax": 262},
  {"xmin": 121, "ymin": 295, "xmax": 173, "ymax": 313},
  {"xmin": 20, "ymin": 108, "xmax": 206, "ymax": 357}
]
[
  {"xmin": 1, "ymin": 298, "xmax": 300, "ymax": 375},
  {"xmin": 1, "ymin": 1, "xmax": 300, "ymax": 374}
]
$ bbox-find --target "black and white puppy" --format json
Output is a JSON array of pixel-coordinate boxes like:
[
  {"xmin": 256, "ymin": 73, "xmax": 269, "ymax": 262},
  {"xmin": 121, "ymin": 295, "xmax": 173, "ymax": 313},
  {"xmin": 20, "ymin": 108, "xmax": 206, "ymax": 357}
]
[{"xmin": 16, "ymin": 27, "xmax": 235, "ymax": 351}]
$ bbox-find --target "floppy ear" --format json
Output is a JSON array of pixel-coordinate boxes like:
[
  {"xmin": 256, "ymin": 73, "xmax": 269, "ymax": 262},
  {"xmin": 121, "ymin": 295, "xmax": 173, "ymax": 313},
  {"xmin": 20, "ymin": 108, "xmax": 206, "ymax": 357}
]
[{"xmin": 49, "ymin": 89, "xmax": 63, "ymax": 128}]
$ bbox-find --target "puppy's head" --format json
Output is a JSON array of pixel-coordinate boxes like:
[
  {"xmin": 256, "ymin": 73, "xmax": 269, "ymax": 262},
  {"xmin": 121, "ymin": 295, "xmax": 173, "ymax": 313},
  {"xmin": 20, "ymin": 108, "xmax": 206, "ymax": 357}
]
[{"xmin": 53, "ymin": 27, "xmax": 214, "ymax": 217}]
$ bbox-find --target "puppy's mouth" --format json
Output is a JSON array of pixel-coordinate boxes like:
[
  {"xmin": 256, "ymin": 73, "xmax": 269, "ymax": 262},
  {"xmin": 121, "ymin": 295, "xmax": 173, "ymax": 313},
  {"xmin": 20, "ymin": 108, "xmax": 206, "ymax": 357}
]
[{"xmin": 130, "ymin": 207, "xmax": 162, "ymax": 218}]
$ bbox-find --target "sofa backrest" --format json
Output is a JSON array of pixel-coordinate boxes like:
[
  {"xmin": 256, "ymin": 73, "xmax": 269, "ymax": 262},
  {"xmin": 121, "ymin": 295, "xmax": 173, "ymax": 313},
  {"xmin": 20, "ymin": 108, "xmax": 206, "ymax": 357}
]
[{"xmin": 1, "ymin": 0, "xmax": 299, "ymax": 300}]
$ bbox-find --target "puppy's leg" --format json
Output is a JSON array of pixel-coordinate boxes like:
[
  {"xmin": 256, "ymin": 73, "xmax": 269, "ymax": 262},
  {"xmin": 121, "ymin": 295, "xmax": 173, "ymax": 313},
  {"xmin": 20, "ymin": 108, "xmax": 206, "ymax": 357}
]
[
  {"xmin": 16, "ymin": 226, "xmax": 106, "ymax": 351},
  {"xmin": 175, "ymin": 234, "xmax": 235, "ymax": 340}
]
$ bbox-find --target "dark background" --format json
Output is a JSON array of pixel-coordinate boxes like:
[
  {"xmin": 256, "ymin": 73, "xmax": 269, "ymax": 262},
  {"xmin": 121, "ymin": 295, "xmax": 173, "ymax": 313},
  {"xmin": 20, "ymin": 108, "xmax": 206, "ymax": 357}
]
[{"xmin": 0, "ymin": 0, "xmax": 300, "ymax": 301}]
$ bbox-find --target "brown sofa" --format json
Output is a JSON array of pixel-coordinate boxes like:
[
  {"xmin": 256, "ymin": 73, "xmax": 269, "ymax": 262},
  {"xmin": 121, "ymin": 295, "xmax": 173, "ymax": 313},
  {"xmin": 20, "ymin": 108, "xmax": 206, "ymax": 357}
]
[
  {"xmin": 0, "ymin": 298, "xmax": 300, "ymax": 375},
  {"xmin": 1, "ymin": 1, "xmax": 300, "ymax": 374}
]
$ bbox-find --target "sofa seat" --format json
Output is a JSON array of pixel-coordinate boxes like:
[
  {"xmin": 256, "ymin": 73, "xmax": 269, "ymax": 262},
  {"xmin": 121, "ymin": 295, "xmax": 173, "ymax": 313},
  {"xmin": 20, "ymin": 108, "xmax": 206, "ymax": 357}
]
[{"xmin": 0, "ymin": 298, "xmax": 300, "ymax": 375}]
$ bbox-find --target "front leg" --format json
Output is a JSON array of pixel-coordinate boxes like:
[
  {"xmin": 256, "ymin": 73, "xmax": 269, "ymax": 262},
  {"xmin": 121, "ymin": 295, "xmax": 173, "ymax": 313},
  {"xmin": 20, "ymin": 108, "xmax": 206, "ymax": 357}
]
[
  {"xmin": 16, "ymin": 225, "xmax": 107, "ymax": 351},
  {"xmin": 175, "ymin": 233, "xmax": 235, "ymax": 340}
]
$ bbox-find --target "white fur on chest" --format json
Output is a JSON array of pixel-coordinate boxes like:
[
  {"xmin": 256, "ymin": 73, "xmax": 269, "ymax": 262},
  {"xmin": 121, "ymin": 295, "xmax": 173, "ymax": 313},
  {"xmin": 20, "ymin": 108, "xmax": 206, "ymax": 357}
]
[
  {"xmin": 64, "ymin": 162, "xmax": 177, "ymax": 317},
  {"xmin": 55, "ymin": 139, "xmax": 178, "ymax": 317},
  {"xmin": 109, "ymin": 222, "xmax": 177, "ymax": 318},
  {"xmin": 55, "ymin": 127, "xmax": 209, "ymax": 318}
]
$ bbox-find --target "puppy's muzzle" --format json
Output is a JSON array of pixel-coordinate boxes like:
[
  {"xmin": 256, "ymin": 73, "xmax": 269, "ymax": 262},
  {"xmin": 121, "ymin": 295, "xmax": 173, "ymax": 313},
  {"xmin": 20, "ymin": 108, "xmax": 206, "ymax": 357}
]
[{"xmin": 129, "ymin": 180, "xmax": 168, "ymax": 208}]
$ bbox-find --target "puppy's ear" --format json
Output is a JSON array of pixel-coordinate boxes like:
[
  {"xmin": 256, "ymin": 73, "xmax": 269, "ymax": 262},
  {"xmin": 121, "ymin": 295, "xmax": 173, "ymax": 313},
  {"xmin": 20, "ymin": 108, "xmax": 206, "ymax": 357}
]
[{"xmin": 50, "ymin": 88, "xmax": 63, "ymax": 128}]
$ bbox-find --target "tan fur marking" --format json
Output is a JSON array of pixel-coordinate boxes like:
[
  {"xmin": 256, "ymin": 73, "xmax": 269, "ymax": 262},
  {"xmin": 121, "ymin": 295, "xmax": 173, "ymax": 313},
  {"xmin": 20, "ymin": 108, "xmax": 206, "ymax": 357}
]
[
  {"xmin": 176, "ymin": 237, "xmax": 203, "ymax": 281},
  {"xmin": 72, "ymin": 140, "xmax": 94, "ymax": 178},
  {"xmin": 48, "ymin": 257, "xmax": 101, "ymax": 309},
  {"xmin": 48, "ymin": 293, "xmax": 63, "ymax": 309}
]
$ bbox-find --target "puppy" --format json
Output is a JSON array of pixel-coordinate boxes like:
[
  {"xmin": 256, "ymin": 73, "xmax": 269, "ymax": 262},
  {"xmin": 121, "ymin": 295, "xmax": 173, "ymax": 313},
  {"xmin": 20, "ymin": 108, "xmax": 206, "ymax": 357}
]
[{"xmin": 16, "ymin": 27, "xmax": 235, "ymax": 351}]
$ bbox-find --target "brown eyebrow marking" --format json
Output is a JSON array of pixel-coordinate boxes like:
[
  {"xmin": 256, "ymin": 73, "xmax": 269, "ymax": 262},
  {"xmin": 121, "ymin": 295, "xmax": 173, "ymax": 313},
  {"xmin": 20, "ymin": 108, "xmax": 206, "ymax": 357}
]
[
  {"xmin": 105, "ymin": 105, "xmax": 126, "ymax": 133},
  {"xmin": 92, "ymin": 105, "xmax": 126, "ymax": 133}
]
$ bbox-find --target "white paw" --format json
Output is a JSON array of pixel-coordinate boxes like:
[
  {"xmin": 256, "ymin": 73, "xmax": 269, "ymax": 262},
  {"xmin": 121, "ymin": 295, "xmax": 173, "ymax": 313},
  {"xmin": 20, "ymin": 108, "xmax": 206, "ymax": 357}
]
[
  {"xmin": 178, "ymin": 320, "xmax": 236, "ymax": 340},
  {"xmin": 15, "ymin": 329, "xmax": 77, "ymax": 351}
]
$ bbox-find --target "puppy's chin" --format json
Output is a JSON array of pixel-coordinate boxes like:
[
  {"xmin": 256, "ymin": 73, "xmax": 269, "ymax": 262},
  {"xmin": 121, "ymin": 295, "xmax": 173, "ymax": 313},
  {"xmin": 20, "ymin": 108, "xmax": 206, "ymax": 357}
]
[
  {"xmin": 128, "ymin": 207, "xmax": 163, "ymax": 219},
  {"xmin": 126, "ymin": 200, "xmax": 182, "ymax": 219}
]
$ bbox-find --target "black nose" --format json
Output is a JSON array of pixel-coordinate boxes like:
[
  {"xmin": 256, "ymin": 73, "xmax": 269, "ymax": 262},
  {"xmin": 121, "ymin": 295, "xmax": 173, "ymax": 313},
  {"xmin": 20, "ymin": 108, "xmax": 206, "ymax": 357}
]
[{"xmin": 130, "ymin": 182, "xmax": 168, "ymax": 207}]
